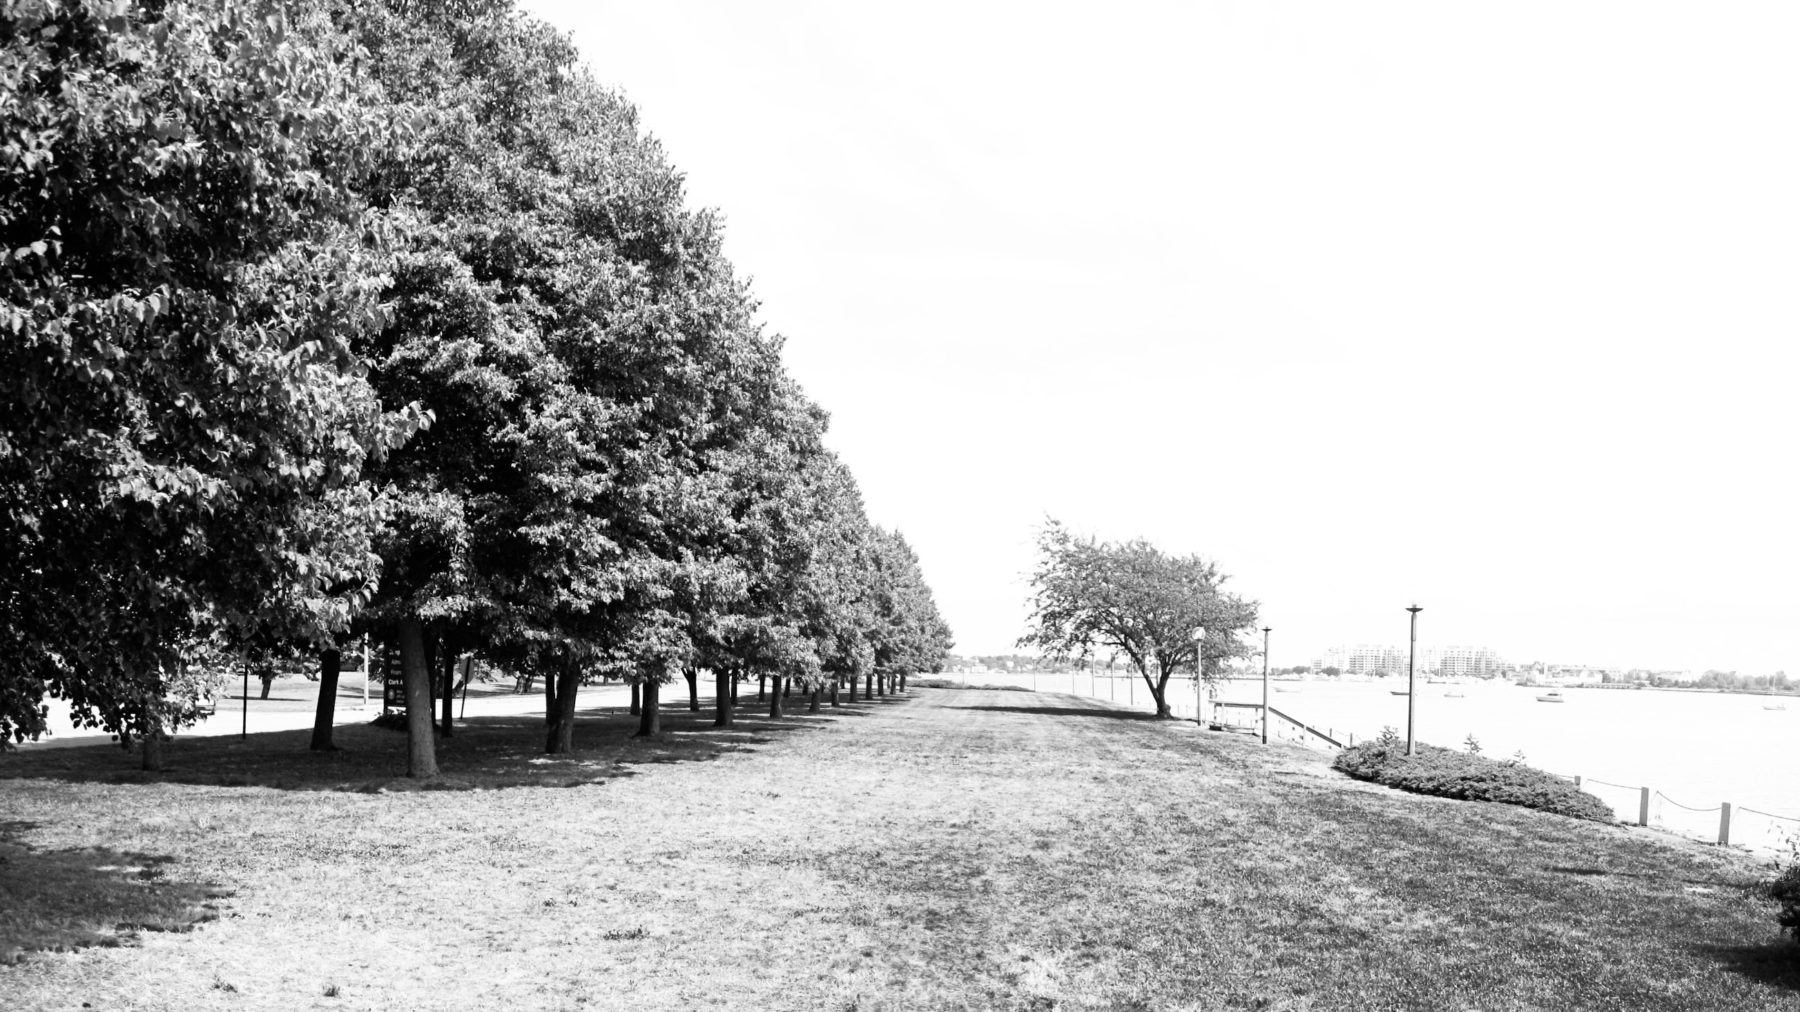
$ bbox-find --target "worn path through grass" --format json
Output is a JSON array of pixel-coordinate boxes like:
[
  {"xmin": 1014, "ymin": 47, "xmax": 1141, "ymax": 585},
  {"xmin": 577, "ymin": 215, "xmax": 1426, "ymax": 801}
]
[{"xmin": 1, "ymin": 686, "xmax": 1795, "ymax": 1011}]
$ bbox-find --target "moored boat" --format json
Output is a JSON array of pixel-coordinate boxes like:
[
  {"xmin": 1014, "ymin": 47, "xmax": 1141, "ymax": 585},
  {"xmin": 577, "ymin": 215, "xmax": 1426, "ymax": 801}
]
[{"xmin": 1536, "ymin": 690, "xmax": 1565, "ymax": 703}]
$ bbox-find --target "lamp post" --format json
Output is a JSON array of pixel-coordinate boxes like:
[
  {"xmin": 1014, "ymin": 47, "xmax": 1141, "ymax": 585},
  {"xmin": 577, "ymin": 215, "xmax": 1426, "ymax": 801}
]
[
  {"xmin": 1405, "ymin": 604, "xmax": 1422, "ymax": 755},
  {"xmin": 1260, "ymin": 626, "xmax": 1272, "ymax": 745},
  {"xmin": 1191, "ymin": 627, "xmax": 1206, "ymax": 724}
]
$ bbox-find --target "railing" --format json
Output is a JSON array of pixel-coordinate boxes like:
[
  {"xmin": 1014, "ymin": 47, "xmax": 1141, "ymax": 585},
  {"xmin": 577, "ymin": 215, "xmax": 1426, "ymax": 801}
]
[{"xmin": 1573, "ymin": 775, "xmax": 1800, "ymax": 850}]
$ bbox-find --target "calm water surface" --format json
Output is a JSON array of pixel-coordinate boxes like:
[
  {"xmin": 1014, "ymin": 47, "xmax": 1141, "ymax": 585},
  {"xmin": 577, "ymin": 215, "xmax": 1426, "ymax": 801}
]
[{"xmin": 972, "ymin": 671, "xmax": 1799, "ymax": 851}]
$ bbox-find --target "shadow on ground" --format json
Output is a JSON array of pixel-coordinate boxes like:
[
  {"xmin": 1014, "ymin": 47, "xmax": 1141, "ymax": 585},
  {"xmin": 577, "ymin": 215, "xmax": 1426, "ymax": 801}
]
[
  {"xmin": 1699, "ymin": 941, "xmax": 1800, "ymax": 992},
  {"xmin": 0, "ymin": 695, "xmax": 902, "ymax": 794},
  {"xmin": 0, "ymin": 820, "xmax": 229, "ymax": 964}
]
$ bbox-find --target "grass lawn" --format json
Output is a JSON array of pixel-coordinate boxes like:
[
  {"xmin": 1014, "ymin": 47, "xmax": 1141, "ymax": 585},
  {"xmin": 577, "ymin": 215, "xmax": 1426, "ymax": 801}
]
[{"xmin": 1, "ymin": 686, "xmax": 1795, "ymax": 1011}]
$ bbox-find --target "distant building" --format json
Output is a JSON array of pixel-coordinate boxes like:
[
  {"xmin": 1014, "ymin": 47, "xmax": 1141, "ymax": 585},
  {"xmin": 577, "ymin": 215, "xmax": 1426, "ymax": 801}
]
[{"xmin": 1313, "ymin": 644, "xmax": 1505, "ymax": 678}]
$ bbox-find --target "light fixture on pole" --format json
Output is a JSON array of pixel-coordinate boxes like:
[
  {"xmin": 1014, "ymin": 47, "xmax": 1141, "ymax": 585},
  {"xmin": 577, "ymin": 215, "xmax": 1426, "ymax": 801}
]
[
  {"xmin": 1191, "ymin": 627, "xmax": 1206, "ymax": 725},
  {"xmin": 1405, "ymin": 604, "xmax": 1422, "ymax": 755},
  {"xmin": 1260, "ymin": 626, "xmax": 1272, "ymax": 745}
]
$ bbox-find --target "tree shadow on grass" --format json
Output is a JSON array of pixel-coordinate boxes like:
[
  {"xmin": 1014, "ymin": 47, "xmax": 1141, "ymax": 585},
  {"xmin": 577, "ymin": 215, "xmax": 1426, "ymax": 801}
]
[
  {"xmin": 0, "ymin": 697, "xmax": 896, "ymax": 794},
  {"xmin": 0, "ymin": 820, "xmax": 230, "ymax": 964},
  {"xmin": 1698, "ymin": 941, "xmax": 1800, "ymax": 992},
  {"xmin": 950, "ymin": 704, "xmax": 1161, "ymax": 722}
]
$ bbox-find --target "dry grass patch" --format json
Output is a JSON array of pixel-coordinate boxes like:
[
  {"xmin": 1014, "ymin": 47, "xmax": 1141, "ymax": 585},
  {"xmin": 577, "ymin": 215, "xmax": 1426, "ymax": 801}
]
[{"xmin": 0, "ymin": 688, "xmax": 1795, "ymax": 1011}]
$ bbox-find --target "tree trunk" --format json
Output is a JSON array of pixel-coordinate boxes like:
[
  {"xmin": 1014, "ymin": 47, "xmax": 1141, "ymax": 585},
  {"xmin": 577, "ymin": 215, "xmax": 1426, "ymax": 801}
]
[
  {"xmin": 630, "ymin": 681, "xmax": 641, "ymax": 715},
  {"xmin": 758, "ymin": 675, "xmax": 766, "ymax": 700},
  {"xmin": 545, "ymin": 657, "xmax": 580, "ymax": 753},
  {"xmin": 875, "ymin": 672, "xmax": 886, "ymax": 698},
  {"xmin": 808, "ymin": 686, "xmax": 821, "ymax": 712},
  {"xmin": 714, "ymin": 670, "xmax": 734, "ymax": 728},
  {"xmin": 140, "ymin": 695, "xmax": 164, "ymax": 772},
  {"xmin": 730, "ymin": 677, "xmax": 738, "ymax": 707},
  {"xmin": 830, "ymin": 679, "xmax": 840, "ymax": 708},
  {"xmin": 1139, "ymin": 667, "xmax": 1173, "ymax": 718},
  {"xmin": 1153, "ymin": 671, "xmax": 1173, "ymax": 718},
  {"xmin": 634, "ymin": 678, "xmax": 661, "ymax": 738},
  {"xmin": 685, "ymin": 667, "xmax": 700, "ymax": 711},
  {"xmin": 439, "ymin": 642, "xmax": 456, "ymax": 738},
  {"xmin": 899, "ymin": 672, "xmax": 907, "ymax": 692},
  {"xmin": 310, "ymin": 648, "xmax": 341, "ymax": 751},
  {"xmin": 849, "ymin": 674, "xmax": 859, "ymax": 702},
  {"xmin": 398, "ymin": 618, "xmax": 438, "ymax": 778},
  {"xmin": 768, "ymin": 676, "xmax": 784, "ymax": 718},
  {"xmin": 783, "ymin": 678, "xmax": 792, "ymax": 698},
  {"xmin": 258, "ymin": 670, "xmax": 273, "ymax": 700}
]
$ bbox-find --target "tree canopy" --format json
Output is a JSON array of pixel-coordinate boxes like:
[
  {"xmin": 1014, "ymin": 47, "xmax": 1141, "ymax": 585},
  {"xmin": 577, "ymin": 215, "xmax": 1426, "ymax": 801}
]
[
  {"xmin": 1019, "ymin": 520, "xmax": 1257, "ymax": 718},
  {"xmin": 0, "ymin": 0, "xmax": 954, "ymax": 774}
]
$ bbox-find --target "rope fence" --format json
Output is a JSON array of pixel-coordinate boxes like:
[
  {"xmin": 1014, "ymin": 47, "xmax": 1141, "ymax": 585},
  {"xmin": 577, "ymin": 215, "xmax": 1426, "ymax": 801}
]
[{"xmin": 1564, "ymin": 773, "xmax": 1796, "ymax": 851}]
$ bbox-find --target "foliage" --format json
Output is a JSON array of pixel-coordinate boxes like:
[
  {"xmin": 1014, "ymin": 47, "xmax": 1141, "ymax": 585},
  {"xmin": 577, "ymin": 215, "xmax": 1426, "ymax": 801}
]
[
  {"xmin": 1, "ymin": 0, "xmax": 956, "ymax": 769},
  {"xmin": 1772, "ymin": 865, "xmax": 1800, "ymax": 941},
  {"xmin": 1018, "ymin": 519, "xmax": 1257, "ymax": 717},
  {"xmin": 1333, "ymin": 740, "xmax": 1615, "ymax": 822},
  {"xmin": 1771, "ymin": 834, "xmax": 1800, "ymax": 942},
  {"xmin": 0, "ymin": 0, "xmax": 418, "ymax": 746}
]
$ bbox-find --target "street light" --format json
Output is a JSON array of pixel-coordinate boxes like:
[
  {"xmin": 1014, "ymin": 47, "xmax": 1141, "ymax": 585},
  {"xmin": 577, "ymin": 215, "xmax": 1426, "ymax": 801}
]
[
  {"xmin": 1191, "ymin": 627, "xmax": 1206, "ymax": 724},
  {"xmin": 1261, "ymin": 626, "xmax": 1272, "ymax": 745},
  {"xmin": 1405, "ymin": 604, "xmax": 1422, "ymax": 755}
]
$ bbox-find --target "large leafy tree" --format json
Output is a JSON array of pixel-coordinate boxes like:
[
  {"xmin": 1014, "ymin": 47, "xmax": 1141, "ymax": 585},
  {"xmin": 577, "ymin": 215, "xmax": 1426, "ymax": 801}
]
[
  {"xmin": 339, "ymin": 0, "xmax": 813, "ymax": 765},
  {"xmin": 0, "ymin": 0, "xmax": 418, "ymax": 753},
  {"xmin": 1019, "ymin": 521, "xmax": 1258, "ymax": 718}
]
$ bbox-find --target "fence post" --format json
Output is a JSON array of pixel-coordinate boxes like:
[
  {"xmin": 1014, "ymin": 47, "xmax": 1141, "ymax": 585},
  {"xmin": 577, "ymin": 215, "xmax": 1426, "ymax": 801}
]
[
  {"xmin": 1573, "ymin": 775, "xmax": 1582, "ymax": 789},
  {"xmin": 1718, "ymin": 802, "xmax": 1732, "ymax": 846},
  {"xmin": 1638, "ymin": 787, "xmax": 1651, "ymax": 827}
]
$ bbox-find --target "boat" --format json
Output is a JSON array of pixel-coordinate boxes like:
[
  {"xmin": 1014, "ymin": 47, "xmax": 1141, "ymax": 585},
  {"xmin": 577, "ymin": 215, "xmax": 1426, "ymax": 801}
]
[
  {"xmin": 1536, "ymin": 691, "xmax": 1565, "ymax": 703},
  {"xmin": 1765, "ymin": 703, "xmax": 1788, "ymax": 711},
  {"xmin": 1390, "ymin": 690, "xmax": 1410, "ymax": 696},
  {"xmin": 1444, "ymin": 691, "xmax": 1465, "ymax": 699}
]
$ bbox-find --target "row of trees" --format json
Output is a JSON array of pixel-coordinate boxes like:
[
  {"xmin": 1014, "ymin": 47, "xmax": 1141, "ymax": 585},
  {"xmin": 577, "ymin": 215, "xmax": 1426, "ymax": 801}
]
[{"xmin": 0, "ymin": 0, "xmax": 951, "ymax": 774}]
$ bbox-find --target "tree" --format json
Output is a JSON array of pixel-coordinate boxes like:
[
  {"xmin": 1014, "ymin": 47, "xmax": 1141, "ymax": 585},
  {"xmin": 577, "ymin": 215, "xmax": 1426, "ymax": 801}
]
[
  {"xmin": 0, "ymin": 0, "xmax": 418, "ymax": 758},
  {"xmin": 1019, "ymin": 521, "xmax": 1258, "ymax": 718},
  {"xmin": 867, "ymin": 527, "xmax": 954, "ymax": 691}
]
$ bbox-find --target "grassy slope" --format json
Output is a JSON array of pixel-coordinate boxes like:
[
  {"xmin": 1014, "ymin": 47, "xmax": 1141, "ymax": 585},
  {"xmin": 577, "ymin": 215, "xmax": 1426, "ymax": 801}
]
[{"xmin": 0, "ymin": 688, "xmax": 1794, "ymax": 1011}]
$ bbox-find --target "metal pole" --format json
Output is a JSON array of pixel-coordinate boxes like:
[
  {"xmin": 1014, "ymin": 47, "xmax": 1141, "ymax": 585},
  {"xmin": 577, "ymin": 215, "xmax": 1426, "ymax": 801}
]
[
  {"xmin": 1406, "ymin": 605, "xmax": 1422, "ymax": 755},
  {"xmin": 241, "ymin": 660, "xmax": 248, "ymax": 740},
  {"xmin": 1193, "ymin": 627, "xmax": 1207, "ymax": 726},
  {"xmin": 1261, "ymin": 626, "xmax": 1271, "ymax": 745},
  {"xmin": 361, "ymin": 636, "xmax": 370, "ymax": 710}
]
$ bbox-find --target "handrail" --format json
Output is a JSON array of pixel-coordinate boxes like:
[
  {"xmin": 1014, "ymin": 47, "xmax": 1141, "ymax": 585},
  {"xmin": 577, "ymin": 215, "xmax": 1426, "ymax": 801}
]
[
  {"xmin": 1206, "ymin": 701, "xmax": 1342, "ymax": 748},
  {"xmin": 1266, "ymin": 706, "xmax": 1343, "ymax": 748}
]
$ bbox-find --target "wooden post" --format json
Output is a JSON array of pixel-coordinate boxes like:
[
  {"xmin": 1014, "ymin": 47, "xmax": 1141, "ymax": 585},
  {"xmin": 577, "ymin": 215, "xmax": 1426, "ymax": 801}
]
[
  {"xmin": 1638, "ymin": 787, "xmax": 1651, "ymax": 827},
  {"xmin": 1573, "ymin": 775, "xmax": 1582, "ymax": 789},
  {"xmin": 1718, "ymin": 802, "xmax": 1732, "ymax": 846}
]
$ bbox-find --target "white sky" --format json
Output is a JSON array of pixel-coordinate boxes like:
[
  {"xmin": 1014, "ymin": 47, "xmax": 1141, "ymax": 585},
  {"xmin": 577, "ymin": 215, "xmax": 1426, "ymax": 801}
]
[{"xmin": 517, "ymin": 1, "xmax": 1798, "ymax": 673}]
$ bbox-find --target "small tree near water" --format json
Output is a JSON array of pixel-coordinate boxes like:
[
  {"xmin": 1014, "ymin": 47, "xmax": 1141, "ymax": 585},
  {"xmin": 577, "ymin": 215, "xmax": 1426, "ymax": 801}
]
[{"xmin": 1018, "ymin": 521, "xmax": 1258, "ymax": 718}]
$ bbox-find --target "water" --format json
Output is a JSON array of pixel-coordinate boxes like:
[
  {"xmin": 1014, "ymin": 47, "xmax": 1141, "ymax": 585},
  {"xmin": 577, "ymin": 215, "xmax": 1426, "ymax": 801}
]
[{"xmin": 960, "ymin": 670, "xmax": 1800, "ymax": 853}]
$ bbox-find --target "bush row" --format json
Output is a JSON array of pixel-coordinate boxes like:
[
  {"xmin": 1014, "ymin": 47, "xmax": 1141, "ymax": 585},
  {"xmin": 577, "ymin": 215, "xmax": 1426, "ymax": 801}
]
[{"xmin": 1332, "ymin": 739, "xmax": 1615, "ymax": 822}]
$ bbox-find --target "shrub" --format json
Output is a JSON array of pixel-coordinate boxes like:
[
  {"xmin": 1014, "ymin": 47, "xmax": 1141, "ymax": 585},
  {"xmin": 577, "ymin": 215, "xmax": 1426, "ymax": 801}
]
[
  {"xmin": 1770, "ymin": 865, "xmax": 1800, "ymax": 940},
  {"xmin": 1332, "ymin": 740, "xmax": 1615, "ymax": 822},
  {"xmin": 1772, "ymin": 835, "xmax": 1800, "ymax": 942}
]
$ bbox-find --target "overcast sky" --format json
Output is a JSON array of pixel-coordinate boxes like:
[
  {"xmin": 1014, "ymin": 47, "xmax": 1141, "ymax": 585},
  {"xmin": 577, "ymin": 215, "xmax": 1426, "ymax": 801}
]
[{"xmin": 517, "ymin": 1, "xmax": 1797, "ymax": 673}]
